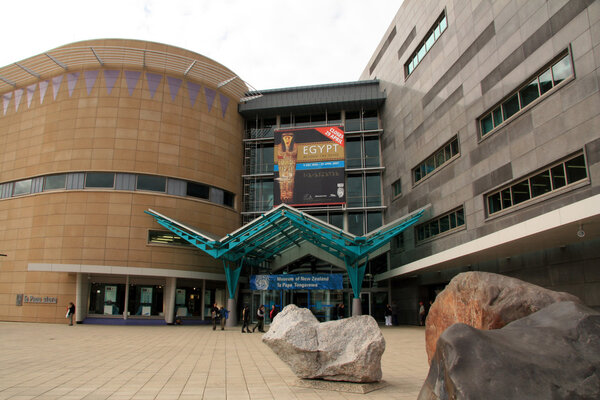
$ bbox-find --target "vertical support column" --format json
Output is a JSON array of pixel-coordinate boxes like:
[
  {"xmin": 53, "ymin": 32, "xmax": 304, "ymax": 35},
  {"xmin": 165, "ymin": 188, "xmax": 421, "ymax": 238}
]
[
  {"xmin": 75, "ymin": 273, "xmax": 87, "ymax": 323},
  {"xmin": 123, "ymin": 275, "xmax": 130, "ymax": 320},
  {"xmin": 345, "ymin": 256, "xmax": 368, "ymax": 317},
  {"xmin": 201, "ymin": 279, "xmax": 206, "ymax": 320},
  {"xmin": 164, "ymin": 277, "xmax": 177, "ymax": 324},
  {"xmin": 223, "ymin": 259, "xmax": 243, "ymax": 327}
]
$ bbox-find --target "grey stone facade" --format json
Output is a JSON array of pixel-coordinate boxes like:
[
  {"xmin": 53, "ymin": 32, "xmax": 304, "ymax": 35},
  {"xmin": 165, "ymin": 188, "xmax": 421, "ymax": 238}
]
[{"xmin": 362, "ymin": 0, "xmax": 600, "ymax": 323}]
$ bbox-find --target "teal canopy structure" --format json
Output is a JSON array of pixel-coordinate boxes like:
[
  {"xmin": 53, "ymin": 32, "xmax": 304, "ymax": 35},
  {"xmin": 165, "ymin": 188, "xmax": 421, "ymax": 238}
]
[{"xmin": 144, "ymin": 204, "xmax": 426, "ymax": 300}]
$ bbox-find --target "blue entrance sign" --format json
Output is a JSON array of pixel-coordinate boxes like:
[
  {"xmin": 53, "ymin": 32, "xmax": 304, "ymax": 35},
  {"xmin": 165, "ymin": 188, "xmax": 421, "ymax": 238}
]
[{"xmin": 250, "ymin": 274, "xmax": 343, "ymax": 290}]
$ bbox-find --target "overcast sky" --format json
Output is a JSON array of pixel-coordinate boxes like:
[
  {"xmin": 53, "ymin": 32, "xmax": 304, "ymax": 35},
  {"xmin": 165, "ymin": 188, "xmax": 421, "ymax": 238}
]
[{"xmin": 2, "ymin": 0, "xmax": 402, "ymax": 91}]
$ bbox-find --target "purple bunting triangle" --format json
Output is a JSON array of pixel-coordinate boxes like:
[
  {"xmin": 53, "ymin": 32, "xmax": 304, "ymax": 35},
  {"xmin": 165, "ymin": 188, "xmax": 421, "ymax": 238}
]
[
  {"xmin": 84, "ymin": 70, "xmax": 99, "ymax": 95},
  {"xmin": 125, "ymin": 71, "xmax": 142, "ymax": 96},
  {"xmin": 219, "ymin": 93, "xmax": 230, "ymax": 118},
  {"xmin": 146, "ymin": 73, "xmax": 162, "ymax": 99},
  {"xmin": 3, "ymin": 92, "xmax": 11, "ymax": 115},
  {"xmin": 104, "ymin": 70, "xmax": 120, "ymax": 94},
  {"xmin": 52, "ymin": 75, "xmax": 63, "ymax": 100},
  {"xmin": 14, "ymin": 89, "xmax": 23, "ymax": 112},
  {"xmin": 39, "ymin": 80, "xmax": 49, "ymax": 104},
  {"xmin": 187, "ymin": 81, "xmax": 201, "ymax": 107},
  {"xmin": 67, "ymin": 72, "xmax": 79, "ymax": 97},
  {"xmin": 204, "ymin": 87, "xmax": 216, "ymax": 112},
  {"xmin": 167, "ymin": 76, "xmax": 182, "ymax": 102},
  {"xmin": 26, "ymin": 84, "xmax": 36, "ymax": 108}
]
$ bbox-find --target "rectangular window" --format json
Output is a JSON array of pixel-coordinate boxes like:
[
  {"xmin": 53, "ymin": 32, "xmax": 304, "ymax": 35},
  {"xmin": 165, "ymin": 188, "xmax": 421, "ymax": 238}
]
[
  {"xmin": 413, "ymin": 136, "xmax": 459, "ymax": 184},
  {"xmin": 363, "ymin": 136, "xmax": 380, "ymax": 167},
  {"xmin": 13, "ymin": 179, "xmax": 32, "ymax": 196},
  {"xmin": 346, "ymin": 175, "xmax": 363, "ymax": 207},
  {"xmin": 348, "ymin": 212, "xmax": 364, "ymax": 236},
  {"xmin": 137, "ymin": 175, "xmax": 166, "ymax": 192},
  {"xmin": 405, "ymin": 11, "xmax": 447, "ymax": 77},
  {"xmin": 486, "ymin": 152, "xmax": 588, "ymax": 215},
  {"xmin": 148, "ymin": 230, "xmax": 193, "ymax": 247},
  {"xmin": 346, "ymin": 138, "xmax": 362, "ymax": 169},
  {"xmin": 479, "ymin": 51, "xmax": 573, "ymax": 138},
  {"xmin": 365, "ymin": 174, "xmax": 381, "ymax": 207},
  {"xmin": 392, "ymin": 179, "xmax": 402, "ymax": 197},
  {"xmin": 187, "ymin": 182, "xmax": 210, "ymax": 199},
  {"xmin": 44, "ymin": 174, "xmax": 67, "ymax": 191},
  {"xmin": 85, "ymin": 172, "xmax": 114, "ymax": 188}
]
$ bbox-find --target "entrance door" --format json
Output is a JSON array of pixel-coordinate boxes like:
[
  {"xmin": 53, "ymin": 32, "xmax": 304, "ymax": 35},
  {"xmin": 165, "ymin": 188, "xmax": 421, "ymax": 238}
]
[
  {"xmin": 360, "ymin": 292, "xmax": 371, "ymax": 316},
  {"xmin": 293, "ymin": 291, "xmax": 309, "ymax": 308}
]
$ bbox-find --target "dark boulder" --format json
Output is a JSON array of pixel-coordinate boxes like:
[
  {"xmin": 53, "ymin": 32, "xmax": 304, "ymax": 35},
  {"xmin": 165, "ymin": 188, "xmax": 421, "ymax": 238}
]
[{"xmin": 419, "ymin": 301, "xmax": 600, "ymax": 400}]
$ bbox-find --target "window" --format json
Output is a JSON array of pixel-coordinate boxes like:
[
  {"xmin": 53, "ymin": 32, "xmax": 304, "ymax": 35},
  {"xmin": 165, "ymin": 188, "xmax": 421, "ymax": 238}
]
[
  {"xmin": 346, "ymin": 175, "xmax": 363, "ymax": 207},
  {"xmin": 44, "ymin": 174, "xmax": 66, "ymax": 190},
  {"xmin": 148, "ymin": 230, "xmax": 193, "ymax": 247},
  {"xmin": 413, "ymin": 136, "xmax": 459, "ymax": 184},
  {"xmin": 187, "ymin": 182, "xmax": 209, "ymax": 199},
  {"xmin": 486, "ymin": 152, "xmax": 587, "ymax": 215},
  {"xmin": 137, "ymin": 175, "xmax": 166, "ymax": 192},
  {"xmin": 345, "ymin": 109, "xmax": 379, "ymax": 132},
  {"xmin": 392, "ymin": 179, "xmax": 402, "ymax": 197},
  {"xmin": 85, "ymin": 172, "xmax": 114, "ymax": 188},
  {"xmin": 345, "ymin": 136, "xmax": 380, "ymax": 169},
  {"xmin": 249, "ymin": 145, "xmax": 274, "ymax": 174},
  {"xmin": 479, "ymin": 52, "xmax": 573, "ymax": 137},
  {"xmin": 13, "ymin": 179, "xmax": 32, "ymax": 196},
  {"xmin": 416, "ymin": 207, "xmax": 464, "ymax": 242},
  {"xmin": 346, "ymin": 173, "xmax": 382, "ymax": 208},
  {"xmin": 247, "ymin": 179, "xmax": 273, "ymax": 212},
  {"xmin": 405, "ymin": 11, "xmax": 447, "ymax": 77}
]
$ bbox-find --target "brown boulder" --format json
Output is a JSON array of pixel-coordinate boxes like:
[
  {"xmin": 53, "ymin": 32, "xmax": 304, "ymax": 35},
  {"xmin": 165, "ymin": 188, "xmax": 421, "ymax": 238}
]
[{"xmin": 425, "ymin": 271, "xmax": 581, "ymax": 364}]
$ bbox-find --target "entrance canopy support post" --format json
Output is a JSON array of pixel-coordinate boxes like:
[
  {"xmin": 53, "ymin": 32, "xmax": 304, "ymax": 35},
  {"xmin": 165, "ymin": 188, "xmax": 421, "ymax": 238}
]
[
  {"xmin": 223, "ymin": 258, "xmax": 243, "ymax": 327},
  {"xmin": 346, "ymin": 255, "xmax": 368, "ymax": 316}
]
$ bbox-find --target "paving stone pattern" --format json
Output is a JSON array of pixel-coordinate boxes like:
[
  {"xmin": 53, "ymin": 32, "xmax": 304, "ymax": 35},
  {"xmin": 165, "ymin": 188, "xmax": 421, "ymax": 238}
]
[{"xmin": 0, "ymin": 323, "xmax": 428, "ymax": 400}]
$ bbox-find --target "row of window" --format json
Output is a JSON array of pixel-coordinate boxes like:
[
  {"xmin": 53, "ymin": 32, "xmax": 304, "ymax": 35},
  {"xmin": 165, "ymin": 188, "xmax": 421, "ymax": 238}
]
[
  {"xmin": 244, "ymin": 109, "xmax": 380, "ymax": 139},
  {"xmin": 245, "ymin": 172, "xmax": 383, "ymax": 213},
  {"xmin": 413, "ymin": 151, "xmax": 589, "ymax": 245},
  {"xmin": 416, "ymin": 207, "xmax": 464, "ymax": 242},
  {"xmin": 405, "ymin": 11, "xmax": 447, "ymax": 77},
  {"xmin": 480, "ymin": 52, "xmax": 573, "ymax": 137},
  {"xmin": 413, "ymin": 136, "xmax": 459, "ymax": 184},
  {"xmin": 148, "ymin": 230, "xmax": 193, "ymax": 247},
  {"xmin": 0, "ymin": 172, "xmax": 235, "ymax": 208},
  {"xmin": 487, "ymin": 153, "xmax": 587, "ymax": 215}
]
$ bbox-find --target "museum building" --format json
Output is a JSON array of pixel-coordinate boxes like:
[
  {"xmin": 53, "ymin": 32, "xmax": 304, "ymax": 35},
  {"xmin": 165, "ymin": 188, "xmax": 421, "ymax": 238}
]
[{"xmin": 1, "ymin": 0, "xmax": 599, "ymax": 325}]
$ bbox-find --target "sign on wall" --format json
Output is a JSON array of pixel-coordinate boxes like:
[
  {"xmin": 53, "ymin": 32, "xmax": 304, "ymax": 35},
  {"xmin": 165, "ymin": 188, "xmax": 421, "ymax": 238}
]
[
  {"xmin": 274, "ymin": 126, "xmax": 345, "ymax": 206},
  {"xmin": 250, "ymin": 274, "xmax": 344, "ymax": 290}
]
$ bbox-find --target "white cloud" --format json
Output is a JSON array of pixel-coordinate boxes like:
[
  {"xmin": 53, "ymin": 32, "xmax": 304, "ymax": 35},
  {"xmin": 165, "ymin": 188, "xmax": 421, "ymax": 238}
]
[{"xmin": 1, "ymin": 0, "xmax": 402, "ymax": 90}]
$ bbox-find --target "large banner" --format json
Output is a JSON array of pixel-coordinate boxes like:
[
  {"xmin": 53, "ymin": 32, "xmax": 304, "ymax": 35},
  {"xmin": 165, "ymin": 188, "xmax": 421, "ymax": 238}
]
[
  {"xmin": 250, "ymin": 274, "xmax": 344, "ymax": 290},
  {"xmin": 274, "ymin": 125, "xmax": 345, "ymax": 206}
]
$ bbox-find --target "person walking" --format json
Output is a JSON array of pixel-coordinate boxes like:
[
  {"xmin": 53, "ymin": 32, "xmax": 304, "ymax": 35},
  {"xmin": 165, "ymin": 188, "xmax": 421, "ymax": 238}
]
[
  {"xmin": 66, "ymin": 302, "xmax": 75, "ymax": 326},
  {"xmin": 241, "ymin": 305, "xmax": 251, "ymax": 333},
  {"xmin": 252, "ymin": 304, "xmax": 265, "ymax": 332},
  {"xmin": 211, "ymin": 302, "xmax": 220, "ymax": 331},
  {"xmin": 219, "ymin": 306, "xmax": 228, "ymax": 330},
  {"xmin": 384, "ymin": 304, "xmax": 393, "ymax": 326},
  {"xmin": 337, "ymin": 303, "xmax": 345, "ymax": 320}
]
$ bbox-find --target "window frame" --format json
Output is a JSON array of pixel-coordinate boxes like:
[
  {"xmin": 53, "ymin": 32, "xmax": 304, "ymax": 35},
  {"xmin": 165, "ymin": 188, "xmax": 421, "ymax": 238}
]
[
  {"xmin": 404, "ymin": 10, "xmax": 447, "ymax": 78},
  {"xmin": 412, "ymin": 136, "xmax": 460, "ymax": 186},
  {"xmin": 478, "ymin": 49, "xmax": 574, "ymax": 140},
  {"xmin": 485, "ymin": 151, "xmax": 589, "ymax": 218}
]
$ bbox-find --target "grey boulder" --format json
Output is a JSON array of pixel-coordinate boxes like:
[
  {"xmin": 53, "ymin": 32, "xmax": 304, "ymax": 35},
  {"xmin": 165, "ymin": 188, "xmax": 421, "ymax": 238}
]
[
  {"xmin": 262, "ymin": 304, "xmax": 385, "ymax": 382},
  {"xmin": 419, "ymin": 301, "xmax": 600, "ymax": 400}
]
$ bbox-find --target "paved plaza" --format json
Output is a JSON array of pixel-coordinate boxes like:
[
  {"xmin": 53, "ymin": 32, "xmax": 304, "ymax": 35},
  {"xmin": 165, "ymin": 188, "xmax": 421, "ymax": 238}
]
[{"xmin": 0, "ymin": 321, "xmax": 429, "ymax": 400}]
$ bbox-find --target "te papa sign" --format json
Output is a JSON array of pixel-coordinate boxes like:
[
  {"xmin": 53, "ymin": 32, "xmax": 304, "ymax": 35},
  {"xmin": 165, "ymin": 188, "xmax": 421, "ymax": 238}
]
[{"xmin": 16, "ymin": 294, "xmax": 57, "ymax": 306}]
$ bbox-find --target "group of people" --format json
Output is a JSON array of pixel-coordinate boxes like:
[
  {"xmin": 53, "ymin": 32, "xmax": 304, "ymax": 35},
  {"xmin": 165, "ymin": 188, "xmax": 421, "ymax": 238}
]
[{"xmin": 210, "ymin": 302, "xmax": 230, "ymax": 330}]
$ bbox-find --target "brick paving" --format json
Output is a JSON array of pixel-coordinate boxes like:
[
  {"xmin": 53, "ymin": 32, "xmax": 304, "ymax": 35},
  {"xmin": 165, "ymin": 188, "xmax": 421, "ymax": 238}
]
[{"xmin": 0, "ymin": 322, "xmax": 429, "ymax": 399}]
